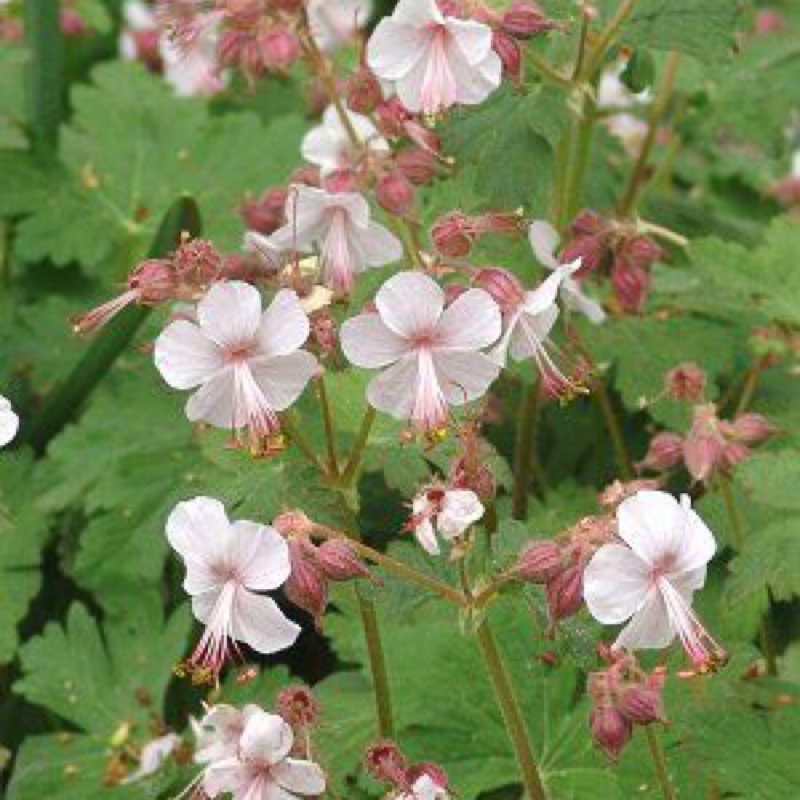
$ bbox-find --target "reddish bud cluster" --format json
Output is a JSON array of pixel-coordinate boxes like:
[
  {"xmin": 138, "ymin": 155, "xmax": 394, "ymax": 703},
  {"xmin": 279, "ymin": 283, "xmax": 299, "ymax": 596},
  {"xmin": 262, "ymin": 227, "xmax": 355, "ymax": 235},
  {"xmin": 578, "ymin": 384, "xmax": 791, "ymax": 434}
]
[
  {"xmin": 240, "ymin": 188, "xmax": 289, "ymax": 235},
  {"xmin": 364, "ymin": 739, "xmax": 449, "ymax": 795},
  {"xmin": 431, "ymin": 211, "xmax": 523, "ymax": 258}
]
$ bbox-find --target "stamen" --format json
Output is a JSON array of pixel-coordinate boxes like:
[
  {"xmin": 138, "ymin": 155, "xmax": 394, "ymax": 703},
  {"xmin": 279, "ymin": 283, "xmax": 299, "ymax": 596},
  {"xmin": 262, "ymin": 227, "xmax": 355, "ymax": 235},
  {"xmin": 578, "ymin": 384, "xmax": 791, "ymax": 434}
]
[{"xmin": 412, "ymin": 350, "xmax": 449, "ymax": 432}]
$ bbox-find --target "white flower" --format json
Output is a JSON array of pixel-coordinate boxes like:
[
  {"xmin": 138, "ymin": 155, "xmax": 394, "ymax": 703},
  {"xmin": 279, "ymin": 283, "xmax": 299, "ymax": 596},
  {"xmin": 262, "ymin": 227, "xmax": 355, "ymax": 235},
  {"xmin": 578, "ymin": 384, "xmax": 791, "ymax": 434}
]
[
  {"xmin": 154, "ymin": 282, "xmax": 318, "ymax": 447},
  {"xmin": 399, "ymin": 774, "xmax": 449, "ymax": 799},
  {"xmin": 412, "ymin": 488, "xmax": 484, "ymax": 556},
  {"xmin": 122, "ymin": 733, "xmax": 180, "ymax": 784},
  {"xmin": 263, "ymin": 186, "xmax": 403, "ymax": 293},
  {"xmin": 308, "ymin": 0, "xmax": 372, "ymax": 51},
  {"xmin": 203, "ymin": 708, "xmax": 325, "ymax": 799},
  {"xmin": 597, "ymin": 63, "xmax": 650, "ymax": 155},
  {"xmin": 528, "ymin": 220, "xmax": 606, "ymax": 324},
  {"xmin": 584, "ymin": 490, "xmax": 725, "ymax": 670},
  {"xmin": 341, "ymin": 271, "xmax": 502, "ymax": 431},
  {"xmin": 162, "ymin": 13, "xmax": 226, "ymax": 98},
  {"xmin": 366, "ymin": 0, "xmax": 501, "ymax": 115},
  {"xmin": 0, "ymin": 395, "xmax": 19, "ymax": 447},
  {"xmin": 166, "ymin": 496, "xmax": 300, "ymax": 679},
  {"xmin": 301, "ymin": 105, "xmax": 389, "ymax": 175}
]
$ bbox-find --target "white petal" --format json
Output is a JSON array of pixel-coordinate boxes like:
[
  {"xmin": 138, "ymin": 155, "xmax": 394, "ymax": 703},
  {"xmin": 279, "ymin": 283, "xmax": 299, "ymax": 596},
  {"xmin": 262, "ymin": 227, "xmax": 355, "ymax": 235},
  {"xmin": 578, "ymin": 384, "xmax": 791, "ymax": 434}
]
[
  {"xmin": 185, "ymin": 367, "xmax": 237, "ymax": 429},
  {"xmin": 250, "ymin": 351, "xmax": 319, "ymax": 410},
  {"xmin": 270, "ymin": 186, "xmax": 330, "ymax": 251},
  {"xmin": 244, "ymin": 231, "xmax": 284, "ymax": 270},
  {"xmin": 122, "ymin": 734, "xmax": 180, "ymax": 784},
  {"xmin": 197, "ymin": 281, "xmax": 263, "ymax": 348},
  {"xmin": 432, "ymin": 350, "xmax": 500, "ymax": 405},
  {"xmin": 522, "ymin": 261, "xmax": 580, "ymax": 317},
  {"xmin": 448, "ymin": 17, "xmax": 494, "ymax": 66},
  {"xmin": 154, "ymin": 320, "xmax": 225, "ymax": 390},
  {"xmin": 414, "ymin": 519, "xmax": 441, "ymax": 555},
  {"xmin": 669, "ymin": 495, "xmax": 717, "ymax": 577},
  {"xmin": 357, "ymin": 222, "xmax": 404, "ymax": 267},
  {"xmin": 394, "ymin": 0, "xmax": 442, "ymax": 27},
  {"xmin": 614, "ymin": 587, "xmax": 676, "ymax": 651},
  {"xmin": 367, "ymin": 19, "xmax": 427, "ymax": 81},
  {"xmin": 301, "ymin": 122, "xmax": 347, "ymax": 173},
  {"xmin": 528, "ymin": 220, "xmax": 560, "ymax": 270},
  {"xmin": 508, "ymin": 305, "xmax": 559, "ymax": 362},
  {"xmin": 273, "ymin": 759, "xmax": 327, "ymax": 795},
  {"xmin": 258, "ymin": 289, "xmax": 310, "ymax": 357},
  {"xmin": 451, "ymin": 46, "xmax": 502, "ymax": 106},
  {"xmin": 438, "ymin": 489, "xmax": 484, "ymax": 539},
  {"xmin": 583, "ymin": 543, "xmax": 651, "ymax": 624},
  {"xmin": 375, "ymin": 271, "xmax": 444, "ymax": 338},
  {"xmin": 366, "ymin": 353, "xmax": 419, "ymax": 419},
  {"xmin": 228, "ymin": 521, "xmax": 291, "ymax": 592},
  {"xmin": 563, "ymin": 279, "xmax": 606, "ymax": 324},
  {"xmin": 232, "ymin": 591, "xmax": 301, "ymax": 655},
  {"xmin": 436, "ymin": 288, "xmax": 501, "ymax": 350},
  {"xmin": 202, "ymin": 757, "xmax": 244, "ymax": 797},
  {"xmin": 341, "ymin": 313, "xmax": 410, "ymax": 368},
  {"xmin": 0, "ymin": 395, "xmax": 19, "ymax": 447},
  {"xmin": 240, "ymin": 710, "xmax": 294, "ymax": 765}
]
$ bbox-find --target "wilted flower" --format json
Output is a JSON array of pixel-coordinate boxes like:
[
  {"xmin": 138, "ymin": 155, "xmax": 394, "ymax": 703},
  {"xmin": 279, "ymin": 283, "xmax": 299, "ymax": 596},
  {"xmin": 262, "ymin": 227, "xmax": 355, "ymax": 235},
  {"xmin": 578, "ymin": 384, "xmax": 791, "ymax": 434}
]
[
  {"xmin": 410, "ymin": 486, "xmax": 484, "ymax": 555},
  {"xmin": 0, "ymin": 395, "xmax": 19, "ymax": 447}
]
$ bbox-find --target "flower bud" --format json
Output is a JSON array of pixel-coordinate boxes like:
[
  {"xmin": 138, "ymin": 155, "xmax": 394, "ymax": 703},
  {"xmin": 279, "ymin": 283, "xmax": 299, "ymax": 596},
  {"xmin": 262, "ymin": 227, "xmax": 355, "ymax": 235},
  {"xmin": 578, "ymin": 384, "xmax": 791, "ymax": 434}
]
[
  {"xmin": 511, "ymin": 540, "xmax": 562, "ymax": 583},
  {"xmin": 561, "ymin": 211, "xmax": 610, "ymax": 275},
  {"xmin": 618, "ymin": 685, "xmax": 665, "ymax": 725},
  {"xmin": 450, "ymin": 456, "xmax": 496, "ymax": 502},
  {"xmin": 364, "ymin": 740, "xmax": 408, "ymax": 787},
  {"xmin": 395, "ymin": 147, "xmax": 439, "ymax": 185},
  {"xmin": 611, "ymin": 260, "xmax": 650, "ymax": 314},
  {"xmin": 492, "ymin": 31, "xmax": 522, "ymax": 82},
  {"xmin": 284, "ymin": 540, "xmax": 328, "ymax": 623},
  {"xmin": 638, "ymin": 432, "xmax": 684, "ymax": 472},
  {"xmin": 431, "ymin": 212, "xmax": 475, "ymax": 258},
  {"xmin": 273, "ymin": 510, "xmax": 315, "ymax": 538},
  {"xmin": 375, "ymin": 98, "xmax": 410, "ymax": 138},
  {"xmin": 276, "ymin": 684, "xmax": 320, "ymax": 728},
  {"xmin": 240, "ymin": 188, "xmax": 288, "ymax": 234},
  {"xmin": 721, "ymin": 440, "xmax": 750, "ymax": 470},
  {"xmin": 261, "ymin": 26, "xmax": 301, "ymax": 72},
  {"xmin": 590, "ymin": 705, "xmax": 632, "ymax": 761},
  {"xmin": 755, "ymin": 9, "xmax": 785, "ymax": 34},
  {"xmin": 376, "ymin": 171, "xmax": 416, "ymax": 217},
  {"xmin": 728, "ymin": 413, "xmax": 777, "ymax": 444},
  {"xmin": 316, "ymin": 539, "xmax": 377, "ymax": 584},
  {"xmin": 617, "ymin": 234, "xmax": 663, "ymax": 271},
  {"xmin": 310, "ymin": 311, "xmax": 338, "ymax": 355},
  {"xmin": 473, "ymin": 267, "xmax": 525, "ymax": 314},
  {"xmin": 346, "ymin": 68, "xmax": 383, "ymax": 114},
  {"xmin": 547, "ymin": 565, "xmax": 583, "ymax": 622},
  {"xmin": 502, "ymin": 3, "xmax": 555, "ymax": 39},
  {"xmin": 664, "ymin": 362, "xmax": 706, "ymax": 402},
  {"xmin": 173, "ymin": 239, "xmax": 223, "ymax": 285},
  {"xmin": 683, "ymin": 432, "xmax": 722, "ymax": 483}
]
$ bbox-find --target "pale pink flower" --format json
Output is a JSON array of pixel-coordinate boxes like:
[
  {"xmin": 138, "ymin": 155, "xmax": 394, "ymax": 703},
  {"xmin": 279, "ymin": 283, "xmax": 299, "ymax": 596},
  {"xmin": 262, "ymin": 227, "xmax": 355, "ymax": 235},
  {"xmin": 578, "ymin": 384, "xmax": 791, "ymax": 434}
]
[
  {"xmin": 309, "ymin": 0, "xmax": 372, "ymax": 51},
  {"xmin": 528, "ymin": 220, "xmax": 606, "ymax": 323},
  {"xmin": 154, "ymin": 282, "xmax": 318, "ymax": 446},
  {"xmin": 366, "ymin": 0, "xmax": 502, "ymax": 115},
  {"xmin": 301, "ymin": 104, "xmax": 389, "ymax": 175},
  {"xmin": 193, "ymin": 703, "xmax": 250, "ymax": 765},
  {"xmin": 166, "ymin": 496, "xmax": 301, "ymax": 679},
  {"xmin": 398, "ymin": 774, "xmax": 449, "ymax": 799},
  {"xmin": 584, "ymin": 490, "xmax": 725, "ymax": 671},
  {"xmin": 411, "ymin": 487, "xmax": 484, "ymax": 555},
  {"xmin": 341, "ymin": 271, "xmax": 502, "ymax": 430},
  {"xmin": 122, "ymin": 733, "xmax": 180, "ymax": 784},
  {"xmin": 0, "ymin": 395, "xmax": 18, "ymax": 447},
  {"xmin": 203, "ymin": 707, "xmax": 325, "ymax": 799},
  {"xmin": 263, "ymin": 186, "xmax": 403, "ymax": 292},
  {"xmin": 160, "ymin": 10, "xmax": 226, "ymax": 97}
]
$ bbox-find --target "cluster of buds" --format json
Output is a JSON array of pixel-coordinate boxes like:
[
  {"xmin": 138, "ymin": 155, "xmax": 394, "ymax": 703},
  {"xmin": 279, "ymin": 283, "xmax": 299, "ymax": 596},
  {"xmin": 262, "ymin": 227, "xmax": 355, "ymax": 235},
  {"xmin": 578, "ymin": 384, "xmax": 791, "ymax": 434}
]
[
  {"xmin": 560, "ymin": 210, "xmax": 664, "ymax": 313},
  {"xmin": 72, "ymin": 238, "xmax": 251, "ymax": 334},
  {"xmin": 364, "ymin": 740, "xmax": 450, "ymax": 799},
  {"xmin": 431, "ymin": 211, "xmax": 524, "ymax": 259},
  {"xmin": 275, "ymin": 683, "xmax": 321, "ymax": 733},
  {"xmin": 273, "ymin": 510, "xmax": 379, "ymax": 625},
  {"xmin": 589, "ymin": 650, "xmax": 667, "ymax": 760}
]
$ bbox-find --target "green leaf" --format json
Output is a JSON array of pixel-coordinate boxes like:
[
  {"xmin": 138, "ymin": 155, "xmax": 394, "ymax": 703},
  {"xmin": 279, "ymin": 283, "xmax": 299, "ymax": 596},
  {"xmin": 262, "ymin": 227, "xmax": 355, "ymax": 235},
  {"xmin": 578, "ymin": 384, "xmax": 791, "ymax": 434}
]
[
  {"xmin": 737, "ymin": 450, "xmax": 800, "ymax": 512},
  {"xmin": 0, "ymin": 47, "xmax": 28, "ymax": 149}
]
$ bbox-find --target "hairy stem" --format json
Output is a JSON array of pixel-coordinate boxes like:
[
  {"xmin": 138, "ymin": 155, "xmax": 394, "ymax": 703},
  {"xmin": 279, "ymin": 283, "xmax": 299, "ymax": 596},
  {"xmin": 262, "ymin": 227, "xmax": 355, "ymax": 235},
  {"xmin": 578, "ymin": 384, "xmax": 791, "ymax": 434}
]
[
  {"xmin": 644, "ymin": 726, "xmax": 676, "ymax": 800},
  {"xmin": 476, "ymin": 621, "xmax": 547, "ymax": 800},
  {"xmin": 317, "ymin": 375, "xmax": 340, "ymax": 477},
  {"xmin": 340, "ymin": 406, "xmax": 377, "ymax": 487},
  {"xmin": 562, "ymin": 83, "xmax": 599, "ymax": 226}
]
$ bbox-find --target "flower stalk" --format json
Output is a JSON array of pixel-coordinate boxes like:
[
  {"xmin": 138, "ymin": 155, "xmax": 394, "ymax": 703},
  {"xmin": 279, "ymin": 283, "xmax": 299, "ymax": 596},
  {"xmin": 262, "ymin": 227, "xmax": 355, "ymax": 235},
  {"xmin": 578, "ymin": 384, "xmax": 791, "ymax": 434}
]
[{"xmin": 644, "ymin": 726, "xmax": 676, "ymax": 800}]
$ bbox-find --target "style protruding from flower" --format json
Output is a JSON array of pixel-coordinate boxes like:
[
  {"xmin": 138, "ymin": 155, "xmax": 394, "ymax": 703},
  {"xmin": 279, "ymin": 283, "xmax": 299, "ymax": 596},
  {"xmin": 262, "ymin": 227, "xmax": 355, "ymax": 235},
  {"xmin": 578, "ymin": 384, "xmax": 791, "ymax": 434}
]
[
  {"xmin": 409, "ymin": 485, "xmax": 485, "ymax": 556},
  {"xmin": 367, "ymin": 0, "xmax": 502, "ymax": 115},
  {"xmin": 341, "ymin": 271, "xmax": 502, "ymax": 433},
  {"xmin": 584, "ymin": 490, "xmax": 726, "ymax": 672},
  {"xmin": 154, "ymin": 281, "xmax": 319, "ymax": 451},
  {"xmin": 166, "ymin": 496, "xmax": 301, "ymax": 682}
]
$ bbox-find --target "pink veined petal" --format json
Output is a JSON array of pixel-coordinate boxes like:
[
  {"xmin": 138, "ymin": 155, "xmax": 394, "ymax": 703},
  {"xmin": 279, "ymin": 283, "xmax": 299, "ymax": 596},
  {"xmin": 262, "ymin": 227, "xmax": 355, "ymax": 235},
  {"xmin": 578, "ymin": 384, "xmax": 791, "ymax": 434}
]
[
  {"xmin": 562, "ymin": 279, "xmax": 606, "ymax": 324},
  {"xmin": 249, "ymin": 351, "xmax": 319, "ymax": 411},
  {"xmin": 273, "ymin": 760, "xmax": 327, "ymax": 795},
  {"xmin": 393, "ymin": 0, "xmax": 442, "ymax": 27},
  {"xmin": 240, "ymin": 710, "xmax": 294, "ymax": 765},
  {"xmin": 375, "ymin": 271, "xmax": 444, "ymax": 339},
  {"xmin": 414, "ymin": 518, "xmax": 440, "ymax": 555},
  {"xmin": 447, "ymin": 17, "xmax": 494, "ymax": 65},
  {"xmin": 232, "ymin": 590, "xmax": 301, "ymax": 655},
  {"xmin": 613, "ymin": 587, "xmax": 676, "ymax": 652},
  {"xmin": 583, "ymin": 543, "xmax": 652, "ymax": 624},
  {"xmin": 323, "ymin": 191, "xmax": 371, "ymax": 230},
  {"xmin": 319, "ymin": 208, "xmax": 359, "ymax": 292},
  {"xmin": 202, "ymin": 757, "xmax": 245, "ymax": 798},
  {"xmin": 432, "ymin": 350, "xmax": 500, "ymax": 405},
  {"xmin": 411, "ymin": 349, "xmax": 450, "ymax": 429},
  {"xmin": 528, "ymin": 220, "xmax": 561, "ymax": 270},
  {"xmin": 270, "ymin": 186, "xmax": 330, "ymax": 252},
  {"xmin": 340, "ymin": 313, "xmax": 411, "ymax": 368},
  {"xmin": 353, "ymin": 221, "xmax": 404, "ymax": 267},
  {"xmin": 436, "ymin": 288, "xmax": 502, "ymax": 351},
  {"xmin": 185, "ymin": 366, "xmax": 237, "ymax": 428},
  {"xmin": 367, "ymin": 18, "xmax": 427, "ymax": 81},
  {"xmin": 154, "ymin": 319, "xmax": 225, "ymax": 390},
  {"xmin": 228, "ymin": 521, "xmax": 291, "ymax": 592},
  {"xmin": 197, "ymin": 281, "xmax": 263, "ymax": 349},
  {"xmin": 257, "ymin": 289, "xmax": 310, "ymax": 358},
  {"xmin": 445, "ymin": 38, "xmax": 501, "ymax": 106},
  {"xmin": 418, "ymin": 29, "xmax": 458, "ymax": 114},
  {"xmin": 166, "ymin": 496, "xmax": 233, "ymax": 578},
  {"xmin": 366, "ymin": 352, "xmax": 420, "ymax": 419}
]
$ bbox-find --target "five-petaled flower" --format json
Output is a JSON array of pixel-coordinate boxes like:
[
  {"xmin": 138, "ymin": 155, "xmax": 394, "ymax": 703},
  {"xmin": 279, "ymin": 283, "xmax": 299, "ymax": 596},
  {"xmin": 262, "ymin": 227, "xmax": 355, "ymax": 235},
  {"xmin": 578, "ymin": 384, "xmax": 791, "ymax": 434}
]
[
  {"xmin": 341, "ymin": 271, "xmax": 502, "ymax": 432},
  {"xmin": 367, "ymin": 0, "xmax": 501, "ymax": 115},
  {"xmin": 166, "ymin": 496, "xmax": 300, "ymax": 681},
  {"xmin": 584, "ymin": 490, "xmax": 726, "ymax": 671},
  {"xmin": 154, "ymin": 281, "xmax": 318, "ymax": 449}
]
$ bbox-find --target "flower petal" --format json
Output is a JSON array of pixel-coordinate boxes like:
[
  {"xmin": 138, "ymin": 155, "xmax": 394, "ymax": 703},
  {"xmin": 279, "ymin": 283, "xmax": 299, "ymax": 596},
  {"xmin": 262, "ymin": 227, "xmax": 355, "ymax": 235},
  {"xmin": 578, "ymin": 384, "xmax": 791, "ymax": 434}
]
[
  {"xmin": 250, "ymin": 351, "xmax": 319, "ymax": 410},
  {"xmin": 528, "ymin": 220, "xmax": 560, "ymax": 270},
  {"xmin": 341, "ymin": 313, "xmax": 410, "ymax": 368},
  {"xmin": 273, "ymin": 759, "xmax": 327, "ymax": 795},
  {"xmin": 432, "ymin": 350, "xmax": 500, "ymax": 405},
  {"xmin": 232, "ymin": 591, "xmax": 301, "ymax": 655},
  {"xmin": 229, "ymin": 521, "xmax": 291, "ymax": 592},
  {"xmin": 375, "ymin": 271, "xmax": 444, "ymax": 338},
  {"xmin": 197, "ymin": 281, "xmax": 263, "ymax": 348},
  {"xmin": 522, "ymin": 260, "xmax": 581, "ymax": 317},
  {"xmin": 614, "ymin": 587, "xmax": 676, "ymax": 651},
  {"xmin": 414, "ymin": 519, "xmax": 440, "ymax": 555},
  {"xmin": 185, "ymin": 367, "xmax": 237, "ymax": 429},
  {"xmin": 394, "ymin": 0, "xmax": 442, "ymax": 26},
  {"xmin": 563, "ymin": 279, "xmax": 606, "ymax": 324},
  {"xmin": 0, "ymin": 395, "xmax": 19, "ymax": 447},
  {"xmin": 508, "ymin": 305, "xmax": 559, "ymax": 362},
  {"xmin": 448, "ymin": 17, "xmax": 493, "ymax": 66},
  {"xmin": 366, "ymin": 353, "xmax": 419, "ymax": 419},
  {"xmin": 354, "ymin": 221, "xmax": 404, "ymax": 267},
  {"xmin": 583, "ymin": 543, "xmax": 651, "ymax": 624},
  {"xmin": 240, "ymin": 709, "xmax": 294, "ymax": 765},
  {"xmin": 202, "ymin": 757, "xmax": 243, "ymax": 798},
  {"xmin": 257, "ymin": 289, "xmax": 310, "ymax": 357},
  {"xmin": 367, "ymin": 18, "xmax": 427, "ymax": 80},
  {"xmin": 154, "ymin": 320, "xmax": 225, "ymax": 390},
  {"xmin": 436, "ymin": 288, "xmax": 501, "ymax": 350},
  {"xmin": 438, "ymin": 489, "xmax": 484, "ymax": 539}
]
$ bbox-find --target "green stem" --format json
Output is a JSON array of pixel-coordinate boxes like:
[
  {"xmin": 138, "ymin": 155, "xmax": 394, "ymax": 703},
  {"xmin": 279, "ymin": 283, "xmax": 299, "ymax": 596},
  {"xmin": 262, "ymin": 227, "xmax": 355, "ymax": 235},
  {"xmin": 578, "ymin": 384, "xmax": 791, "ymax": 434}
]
[
  {"xmin": 512, "ymin": 384, "xmax": 542, "ymax": 520},
  {"xmin": 340, "ymin": 406, "xmax": 376, "ymax": 487},
  {"xmin": 618, "ymin": 53, "xmax": 681, "ymax": 218},
  {"xmin": 644, "ymin": 727, "xmax": 676, "ymax": 800},
  {"xmin": 476, "ymin": 621, "xmax": 547, "ymax": 800},
  {"xmin": 281, "ymin": 412, "xmax": 329, "ymax": 476},
  {"xmin": 24, "ymin": 197, "xmax": 201, "ymax": 454},
  {"xmin": 24, "ymin": 0, "xmax": 64, "ymax": 156},
  {"xmin": 583, "ymin": 0, "xmax": 640, "ymax": 80},
  {"xmin": 316, "ymin": 375, "xmax": 339, "ymax": 477},
  {"xmin": 592, "ymin": 376, "xmax": 634, "ymax": 480},
  {"xmin": 562, "ymin": 85, "xmax": 598, "ymax": 227}
]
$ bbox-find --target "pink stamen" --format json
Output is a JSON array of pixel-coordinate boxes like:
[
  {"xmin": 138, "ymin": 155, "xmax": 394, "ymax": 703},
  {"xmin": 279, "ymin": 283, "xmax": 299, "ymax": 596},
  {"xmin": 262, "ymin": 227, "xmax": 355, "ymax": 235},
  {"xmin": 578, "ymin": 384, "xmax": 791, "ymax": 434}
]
[
  {"xmin": 321, "ymin": 208, "xmax": 355, "ymax": 292},
  {"xmin": 231, "ymin": 363, "xmax": 280, "ymax": 447},
  {"xmin": 189, "ymin": 581, "xmax": 240, "ymax": 679}
]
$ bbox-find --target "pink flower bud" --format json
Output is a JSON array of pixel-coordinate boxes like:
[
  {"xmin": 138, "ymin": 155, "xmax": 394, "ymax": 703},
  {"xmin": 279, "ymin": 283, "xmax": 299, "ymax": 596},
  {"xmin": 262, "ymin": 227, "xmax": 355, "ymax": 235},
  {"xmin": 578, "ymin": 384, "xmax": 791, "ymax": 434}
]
[
  {"xmin": 561, "ymin": 210, "xmax": 610, "ymax": 275},
  {"xmin": 395, "ymin": 148, "xmax": 439, "ymax": 185},
  {"xmin": 346, "ymin": 68, "xmax": 383, "ymax": 114},
  {"xmin": 275, "ymin": 684, "xmax": 320, "ymax": 728},
  {"xmin": 173, "ymin": 239, "xmax": 223, "ymax": 285},
  {"xmin": 618, "ymin": 685, "xmax": 665, "ymax": 725},
  {"xmin": 547, "ymin": 565, "xmax": 583, "ymax": 622},
  {"xmin": 591, "ymin": 705, "xmax": 632, "ymax": 760},
  {"xmin": 431, "ymin": 211, "xmax": 475, "ymax": 258},
  {"xmin": 611, "ymin": 260, "xmax": 650, "ymax": 314},
  {"xmin": 261, "ymin": 26, "xmax": 300, "ymax": 72},
  {"xmin": 683, "ymin": 432, "xmax": 722, "ymax": 483},
  {"xmin": 240, "ymin": 188, "xmax": 288, "ymax": 234},
  {"xmin": 316, "ymin": 539, "xmax": 376, "ymax": 584},
  {"xmin": 770, "ymin": 175, "xmax": 800, "ymax": 207},
  {"xmin": 664, "ymin": 362, "xmax": 706, "ymax": 402},
  {"xmin": 617, "ymin": 235, "xmax": 664, "ymax": 271},
  {"xmin": 273, "ymin": 510, "xmax": 315, "ymax": 537},
  {"xmin": 721, "ymin": 440, "xmax": 750, "ymax": 471},
  {"xmin": 450, "ymin": 456, "xmax": 496, "ymax": 502},
  {"xmin": 473, "ymin": 267, "xmax": 525, "ymax": 314},
  {"xmin": 729, "ymin": 413, "xmax": 777, "ymax": 444},
  {"xmin": 511, "ymin": 540, "xmax": 562, "ymax": 583},
  {"xmin": 284, "ymin": 540, "xmax": 328, "ymax": 622},
  {"xmin": 474, "ymin": 212, "xmax": 523, "ymax": 236},
  {"xmin": 310, "ymin": 312, "xmax": 339, "ymax": 355},
  {"xmin": 492, "ymin": 31, "xmax": 522, "ymax": 82},
  {"xmin": 375, "ymin": 98, "xmax": 410, "ymax": 138},
  {"xmin": 376, "ymin": 171, "xmax": 416, "ymax": 217},
  {"xmin": 638, "ymin": 432, "xmax": 684, "ymax": 472},
  {"xmin": 60, "ymin": 9, "xmax": 88, "ymax": 37},
  {"xmin": 755, "ymin": 9, "xmax": 785, "ymax": 34},
  {"xmin": 364, "ymin": 741, "xmax": 408, "ymax": 788},
  {"xmin": 132, "ymin": 30, "xmax": 162, "ymax": 71},
  {"xmin": 502, "ymin": 3, "xmax": 555, "ymax": 39}
]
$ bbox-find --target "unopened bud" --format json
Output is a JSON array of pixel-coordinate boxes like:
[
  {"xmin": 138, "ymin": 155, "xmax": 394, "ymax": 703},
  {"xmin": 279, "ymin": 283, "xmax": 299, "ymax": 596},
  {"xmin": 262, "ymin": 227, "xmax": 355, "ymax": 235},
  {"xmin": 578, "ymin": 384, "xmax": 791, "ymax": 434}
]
[
  {"xmin": 683, "ymin": 433, "xmax": 722, "ymax": 483},
  {"xmin": 502, "ymin": 3, "xmax": 555, "ymax": 39},
  {"xmin": 561, "ymin": 211, "xmax": 610, "ymax": 274},
  {"xmin": 492, "ymin": 31, "xmax": 522, "ymax": 82},
  {"xmin": 618, "ymin": 685, "xmax": 665, "ymax": 725},
  {"xmin": 364, "ymin": 740, "xmax": 408, "ymax": 787},
  {"xmin": 590, "ymin": 705, "xmax": 632, "ymax": 761},
  {"xmin": 316, "ymin": 539, "xmax": 377, "ymax": 584},
  {"xmin": 273, "ymin": 510, "xmax": 315, "ymax": 538},
  {"xmin": 721, "ymin": 440, "xmax": 750, "ymax": 470},
  {"xmin": 638, "ymin": 432, "xmax": 684, "ymax": 472},
  {"xmin": 473, "ymin": 267, "xmax": 525, "ymax": 314},
  {"xmin": 547, "ymin": 565, "xmax": 583, "ymax": 622},
  {"xmin": 511, "ymin": 540, "xmax": 562, "ymax": 583},
  {"xmin": 346, "ymin": 68, "xmax": 383, "ymax": 114},
  {"xmin": 240, "ymin": 188, "xmax": 288, "ymax": 235},
  {"xmin": 376, "ymin": 171, "xmax": 416, "ymax": 217},
  {"xmin": 618, "ymin": 235, "xmax": 663, "ymax": 270},
  {"xmin": 728, "ymin": 413, "xmax": 777, "ymax": 444},
  {"xmin": 611, "ymin": 260, "xmax": 650, "ymax": 314},
  {"xmin": 395, "ymin": 147, "xmax": 439, "ymax": 185},
  {"xmin": 261, "ymin": 26, "xmax": 301, "ymax": 72},
  {"xmin": 284, "ymin": 540, "xmax": 328, "ymax": 622},
  {"xmin": 61, "ymin": 9, "xmax": 88, "ymax": 37},
  {"xmin": 431, "ymin": 212, "xmax": 475, "ymax": 258},
  {"xmin": 664, "ymin": 362, "xmax": 706, "ymax": 402},
  {"xmin": 173, "ymin": 239, "xmax": 223, "ymax": 285},
  {"xmin": 276, "ymin": 684, "xmax": 320, "ymax": 728}
]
